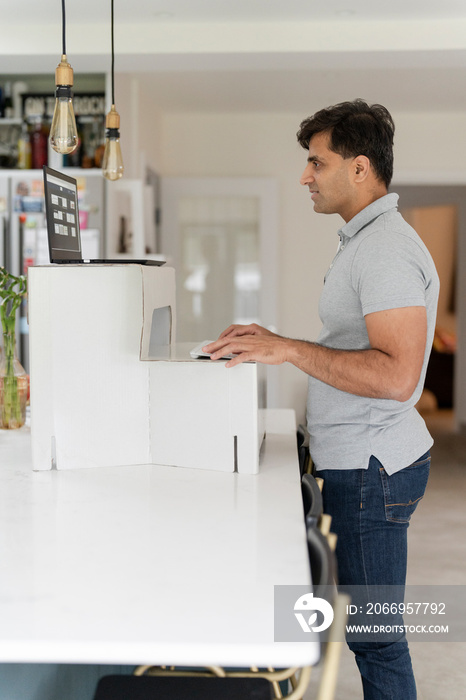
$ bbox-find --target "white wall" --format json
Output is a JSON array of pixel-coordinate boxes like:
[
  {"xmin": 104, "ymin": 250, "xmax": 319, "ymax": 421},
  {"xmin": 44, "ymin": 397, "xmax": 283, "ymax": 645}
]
[
  {"xmin": 115, "ymin": 74, "xmax": 163, "ymax": 179},
  {"xmin": 133, "ymin": 106, "xmax": 466, "ymax": 426},
  {"xmin": 394, "ymin": 111, "xmax": 466, "ymax": 174}
]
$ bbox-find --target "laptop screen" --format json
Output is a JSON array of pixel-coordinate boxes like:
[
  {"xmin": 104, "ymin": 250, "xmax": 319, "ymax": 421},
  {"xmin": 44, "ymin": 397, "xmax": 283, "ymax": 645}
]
[{"xmin": 43, "ymin": 166, "xmax": 82, "ymax": 261}]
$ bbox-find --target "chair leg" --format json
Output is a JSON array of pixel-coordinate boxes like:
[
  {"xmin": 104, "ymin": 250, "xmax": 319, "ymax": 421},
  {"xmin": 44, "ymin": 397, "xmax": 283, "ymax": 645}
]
[
  {"xmin": 319, "ymin": 513, "xmax": 332, "ymax": 537},
  {"xmin": 316, "ymin": 593, "xmax": 350, "ymax": 700},
  {"xmin": 281, "ymin": 666, "xmax": 313, "ymax": 700},
  {"xmin": 134, "ymin": 665, "xmax": 227, "ymax": 678}
]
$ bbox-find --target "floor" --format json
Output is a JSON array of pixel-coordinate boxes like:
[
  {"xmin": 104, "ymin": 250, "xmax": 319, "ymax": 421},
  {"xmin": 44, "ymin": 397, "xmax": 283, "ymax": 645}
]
[{"xmin": 304, "ymin": 410, "xmax": 466, "ymax": 699}]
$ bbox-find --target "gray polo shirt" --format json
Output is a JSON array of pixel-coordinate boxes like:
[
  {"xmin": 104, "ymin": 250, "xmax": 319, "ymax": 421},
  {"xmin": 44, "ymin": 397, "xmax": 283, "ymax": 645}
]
[{"xmin": 307, "ymin": 193, "xmax": 440, "ymax": 475}]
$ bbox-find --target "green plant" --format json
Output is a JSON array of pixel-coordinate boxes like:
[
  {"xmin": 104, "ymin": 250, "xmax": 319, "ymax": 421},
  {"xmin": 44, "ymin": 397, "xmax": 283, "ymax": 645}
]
[{"xmin": 0, "ymin": 267, "xmax": 28, "ymax": 428}]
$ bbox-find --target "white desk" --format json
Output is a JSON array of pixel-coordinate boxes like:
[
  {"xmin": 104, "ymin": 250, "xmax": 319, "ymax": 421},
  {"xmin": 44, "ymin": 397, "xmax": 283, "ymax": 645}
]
[{"xmin": 0, "ymin": 409, "xmax": 317, "ymax": 669}]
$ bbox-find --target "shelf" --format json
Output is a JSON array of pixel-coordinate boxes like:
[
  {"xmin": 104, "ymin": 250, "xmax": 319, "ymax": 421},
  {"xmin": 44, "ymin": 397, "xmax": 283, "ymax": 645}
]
[
  {"xmin": 0, "ymin": 167, "xmax": 105, "ymax": 177},
  {"xmin": 0, "ymin": 118, "xmax": 22, "ymax": 126}
]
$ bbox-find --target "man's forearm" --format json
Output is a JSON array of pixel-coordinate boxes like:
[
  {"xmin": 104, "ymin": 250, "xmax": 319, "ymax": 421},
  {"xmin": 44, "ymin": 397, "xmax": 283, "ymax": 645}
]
[{"xmin": 285, "ymin": 338, "xmax": 414, "ymax": 401}]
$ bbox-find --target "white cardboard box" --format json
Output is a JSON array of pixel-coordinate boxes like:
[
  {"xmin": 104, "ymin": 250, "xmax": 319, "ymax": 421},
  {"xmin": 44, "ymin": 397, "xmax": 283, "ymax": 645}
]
[
  {"xmin": 28, "ymin": 264, "xmax": 176, "ymax": 471},
  {"xmin": 148, "ymin": 343, "xmax": 266, "ymax": 473},
  {"xmin": 28, "ymin": 266, "xmax": 265, "ymax": 473}
]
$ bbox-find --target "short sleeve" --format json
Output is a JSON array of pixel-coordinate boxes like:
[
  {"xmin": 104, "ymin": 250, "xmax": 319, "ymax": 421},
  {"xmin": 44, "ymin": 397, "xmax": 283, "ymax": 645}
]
[{"xmin": 351, "ymin": 231, "xmax": 428, "ymax": 317}]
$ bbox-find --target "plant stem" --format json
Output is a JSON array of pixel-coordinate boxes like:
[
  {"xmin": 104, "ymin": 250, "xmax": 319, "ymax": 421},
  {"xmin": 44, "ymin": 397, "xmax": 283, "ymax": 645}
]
[
  {"xmin": 1, "ymin": 331, "xmax": 25, "ymax": 428},
  {"xmin": 0, "ymin": 267, "xmax": 27, "ymax": 429}
]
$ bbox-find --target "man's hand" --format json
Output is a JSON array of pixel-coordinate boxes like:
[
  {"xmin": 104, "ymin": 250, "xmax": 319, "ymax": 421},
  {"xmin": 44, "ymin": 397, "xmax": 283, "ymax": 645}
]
[{"xmin": 203, "ymin": 324, "xmax": 288, "ymax": 368}]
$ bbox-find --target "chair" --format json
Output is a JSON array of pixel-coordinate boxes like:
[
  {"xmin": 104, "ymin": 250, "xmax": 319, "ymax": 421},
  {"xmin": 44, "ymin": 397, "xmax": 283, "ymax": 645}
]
[
  {"xmin": 301, "ymin": 473, "xmax": 324, "ymax": 529},
  {"xmin": 307, "ymin": 523, "xmax": 338, "ymax": 607},
  {"xmin": 301, "ymin": 474, "xmax": 337, "ymax": 551},
  {"xmin": 314, "ymin": 591, "xmax": 350, "ymax": 700},
  {"xmin": 304, "ymin": 523, "xmax": 349, "ymax": 700},
  {"xmin": 296, "ymin": 424, "xmax": 312, "ymax": 477},
  {"xmin": 92, "ymin": 673, "xmax": 274, "ymax": 699},
  {"xmin": 130, "ymin": 665, "xmax": 312, "ymax": 700}
]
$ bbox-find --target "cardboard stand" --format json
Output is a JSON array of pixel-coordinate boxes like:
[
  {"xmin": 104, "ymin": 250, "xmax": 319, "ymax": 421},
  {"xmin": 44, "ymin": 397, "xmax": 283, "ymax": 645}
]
[
  {"xmin": 28, "ymin": 265, "xmax": 265, "ymax": 473},
  {"xmin": 148, "ymin": 343, "xmax": 266, "ymax": 473}
]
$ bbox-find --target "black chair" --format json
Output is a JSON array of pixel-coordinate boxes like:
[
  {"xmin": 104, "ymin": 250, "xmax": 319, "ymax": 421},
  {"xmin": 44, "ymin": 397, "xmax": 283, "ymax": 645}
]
[
  {"xmin": 301, "ymin": 473, "xmax": 324, "ymax": 529},
  {"xmin": 129, "ymin": 666, "xmax": 310, "ymax": 699},
  {"xmin": 304, "ymin": 525, "xmax": 350, "ymax": 700},
  {"xmin": 296, "ymin": 424, "xmax": 312, "ymax": 477},
  {"xmin": 93, "ymin": 674, "xmax": 274, "ymax": 699},
  {"xmin": 307, "ymin": 525, "xmax": 337, "ymax": 606}
]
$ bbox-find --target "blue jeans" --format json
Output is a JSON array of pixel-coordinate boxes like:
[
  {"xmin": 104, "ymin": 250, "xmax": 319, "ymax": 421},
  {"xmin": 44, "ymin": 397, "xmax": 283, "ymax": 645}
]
[{"xmin": 318, "ymin": 451, "xmax": 431, "ymax": 700}]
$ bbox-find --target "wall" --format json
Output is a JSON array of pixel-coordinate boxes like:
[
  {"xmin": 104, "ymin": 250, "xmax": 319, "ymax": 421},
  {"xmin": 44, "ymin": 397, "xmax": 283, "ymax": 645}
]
[
  {"xmin": 133, "ymin": 107, "xmax": 466, "ymax": 427},
  {"xmin": 0, "ymin": 664, "xmax": 132, "ymax": 700},
  {"xmin": 394, "ymin": 112, "xmax": 466, "ymax": 175},
  {"xmin": 114, "ymin": 74, "xmax": 163, "ymax": 180}
]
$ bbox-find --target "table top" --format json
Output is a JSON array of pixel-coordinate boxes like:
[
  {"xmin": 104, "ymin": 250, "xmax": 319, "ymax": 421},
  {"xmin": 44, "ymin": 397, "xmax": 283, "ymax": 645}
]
[{"xmin": 0, "ymin": 409, "xmax": 317, "ymax": 668}]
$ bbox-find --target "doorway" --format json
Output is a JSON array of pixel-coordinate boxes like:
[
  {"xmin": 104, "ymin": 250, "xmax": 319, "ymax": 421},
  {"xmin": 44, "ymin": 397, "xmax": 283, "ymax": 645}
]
[
  {"xmin": 160, "ymin": 176, "xmax": 279, "ymax": 405},
  {"xmin": 395, "ymin": 185, "xmax": 466, "ymax": 432}
]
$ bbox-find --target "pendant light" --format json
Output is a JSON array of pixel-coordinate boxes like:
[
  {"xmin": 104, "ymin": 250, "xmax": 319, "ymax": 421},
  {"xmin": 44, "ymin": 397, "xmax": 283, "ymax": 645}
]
[
  {"xmin": 49, "ymin": 0, "xmax": 78, "ymax": 155},
  {"xmin": 102, "ymin": 0, "xmax": 124, "ymax": 181}
]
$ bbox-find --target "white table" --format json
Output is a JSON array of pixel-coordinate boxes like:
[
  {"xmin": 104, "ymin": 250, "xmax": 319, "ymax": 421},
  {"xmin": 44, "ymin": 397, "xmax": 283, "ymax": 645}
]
[{"xmin": 0, "ymin": 409, "xmax": 317, "ymax": 670}]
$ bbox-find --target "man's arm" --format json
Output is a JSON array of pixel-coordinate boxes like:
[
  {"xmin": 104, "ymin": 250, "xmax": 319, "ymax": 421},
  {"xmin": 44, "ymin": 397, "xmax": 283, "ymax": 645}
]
[{"xmin": 204, "ymin": 306, "xmax": 427, "ymax": 402}]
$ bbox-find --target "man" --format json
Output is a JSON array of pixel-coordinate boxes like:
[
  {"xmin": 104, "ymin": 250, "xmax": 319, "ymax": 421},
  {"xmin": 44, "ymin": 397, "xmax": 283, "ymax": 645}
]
[{"xmin": 204, "ymin": 99, "xmax": 439, "ymax": 699}]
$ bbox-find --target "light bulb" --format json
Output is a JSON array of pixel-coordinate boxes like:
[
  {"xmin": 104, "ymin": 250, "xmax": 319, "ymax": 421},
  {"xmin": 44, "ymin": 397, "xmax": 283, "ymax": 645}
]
[
  {"xmin": 50, "ymin": 89, "xmax": 78, "ymax": 154},
  {"xmin": 102, "ymin": 136, "xmax": 124, "ymax": 181},
  {"xmin": 102, "ymin": 105, "xmax": 124, "ymax": 181},
  {"xmin": 49, "ymin": 56, "xmax": 78, "ymax": 155}
]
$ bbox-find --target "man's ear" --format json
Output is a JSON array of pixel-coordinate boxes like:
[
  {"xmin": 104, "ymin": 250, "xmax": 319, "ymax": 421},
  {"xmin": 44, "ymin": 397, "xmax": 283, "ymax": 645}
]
[{"xmin": 353, "ymin": 155, "xmax": 370, "ymax": 182}]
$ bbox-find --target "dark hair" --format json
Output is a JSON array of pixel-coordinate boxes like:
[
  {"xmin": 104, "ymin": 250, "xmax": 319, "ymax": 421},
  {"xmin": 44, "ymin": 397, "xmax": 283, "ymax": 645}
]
[{"xmin": 296, "ymin": 99, "xmax": 395, "ymax": 188}]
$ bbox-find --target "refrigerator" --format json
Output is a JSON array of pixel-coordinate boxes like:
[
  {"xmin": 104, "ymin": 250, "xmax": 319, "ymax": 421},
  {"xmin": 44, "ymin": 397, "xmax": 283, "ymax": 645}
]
[{"xmin": 0, "ymin": 168, "xmax": 106, "ymax": 371}]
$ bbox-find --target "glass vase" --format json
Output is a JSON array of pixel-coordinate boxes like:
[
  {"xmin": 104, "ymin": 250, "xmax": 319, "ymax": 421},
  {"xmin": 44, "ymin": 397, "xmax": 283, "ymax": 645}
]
[{"xmin": 0, "ymin": 331, "xmax": 28, "ymax": 429}]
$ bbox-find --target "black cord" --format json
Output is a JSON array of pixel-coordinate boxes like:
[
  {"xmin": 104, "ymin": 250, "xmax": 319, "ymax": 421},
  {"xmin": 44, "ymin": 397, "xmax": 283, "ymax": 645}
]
[
  {"xmin": 61, "ymin": 0, "xmax": 66, "ymax": 56},
  {"xmin": 111, "ymin": 0, "xmax": 115, "ymax": 105}
]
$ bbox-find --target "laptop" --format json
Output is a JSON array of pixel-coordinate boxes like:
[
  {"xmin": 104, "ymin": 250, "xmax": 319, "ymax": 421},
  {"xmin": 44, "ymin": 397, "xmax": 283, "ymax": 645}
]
[{"xmin": 43, "ymin": 165, "xmax": 164, "ymax": 266}]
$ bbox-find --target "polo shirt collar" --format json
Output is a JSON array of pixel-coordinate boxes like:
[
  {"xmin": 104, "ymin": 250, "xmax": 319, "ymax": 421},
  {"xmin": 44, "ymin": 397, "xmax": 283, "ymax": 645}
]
[{"xmin": 338, "ymin": 193, "xmax": 399, "ymax": 241}]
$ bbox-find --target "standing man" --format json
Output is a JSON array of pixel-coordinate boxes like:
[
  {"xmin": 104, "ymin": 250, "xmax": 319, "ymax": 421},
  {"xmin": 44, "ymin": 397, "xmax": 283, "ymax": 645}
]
[{"xmin": 204, "ymin": 99, "xmax": 439, "ymax": 699}]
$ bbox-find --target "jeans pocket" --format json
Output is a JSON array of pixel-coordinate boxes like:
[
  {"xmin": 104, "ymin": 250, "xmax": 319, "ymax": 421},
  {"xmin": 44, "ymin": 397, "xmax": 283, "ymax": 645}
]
[{"xmin": 379, "ymin": 452, "xmax": 431, "ymax": 523}]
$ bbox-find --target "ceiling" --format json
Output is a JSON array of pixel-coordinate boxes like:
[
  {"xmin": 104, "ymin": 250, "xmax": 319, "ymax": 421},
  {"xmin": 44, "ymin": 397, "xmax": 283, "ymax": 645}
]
[
  {"xmin": 3, "ymin": 0, "xmax": 466, "ymax": 113},
  {"xmin": 3, "ymin": 1, "xmax": 466, "ymax": 24}
]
